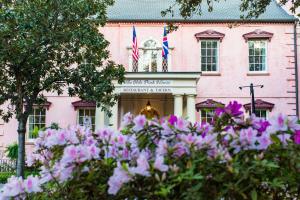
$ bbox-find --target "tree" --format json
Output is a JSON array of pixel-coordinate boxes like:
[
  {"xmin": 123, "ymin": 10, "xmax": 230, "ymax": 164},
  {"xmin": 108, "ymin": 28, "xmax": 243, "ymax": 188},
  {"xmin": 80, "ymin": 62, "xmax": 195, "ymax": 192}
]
[
  {"xmin": 0, "ymin": 0, "xmax": 125, "ymax": 177},
  {"xmin": 162, "ymin": 0, "xmax": 299, "ymax": 20}
]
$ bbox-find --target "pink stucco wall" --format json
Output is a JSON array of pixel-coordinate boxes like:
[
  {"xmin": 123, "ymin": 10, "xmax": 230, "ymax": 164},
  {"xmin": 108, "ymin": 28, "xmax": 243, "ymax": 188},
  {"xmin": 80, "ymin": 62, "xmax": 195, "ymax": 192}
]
[
  {"xmin": 101, "ymin": 22, "xmax": 297, "ymax": 116},
  {"xmin": 0, "ymin": 21, "xmax": 297, "ymax": 153}
]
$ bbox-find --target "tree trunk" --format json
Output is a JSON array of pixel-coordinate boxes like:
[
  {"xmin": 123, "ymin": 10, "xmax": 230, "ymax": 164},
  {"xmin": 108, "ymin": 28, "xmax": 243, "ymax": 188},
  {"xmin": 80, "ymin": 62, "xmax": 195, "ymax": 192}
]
[{"xmin": 16, "ymin": 118, "xmax": 26, "ymax": 178}]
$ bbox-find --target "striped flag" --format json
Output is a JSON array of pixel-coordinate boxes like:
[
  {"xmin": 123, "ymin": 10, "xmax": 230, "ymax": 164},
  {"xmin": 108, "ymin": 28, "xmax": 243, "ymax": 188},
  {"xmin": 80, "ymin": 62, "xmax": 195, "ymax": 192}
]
[
  {"xmin": 132, "ymin": 26, "xmax": 139, "ymax": 62},
  {"xmin": 162, "ymin": 27, "xmax": 169, "ymax": 60}
]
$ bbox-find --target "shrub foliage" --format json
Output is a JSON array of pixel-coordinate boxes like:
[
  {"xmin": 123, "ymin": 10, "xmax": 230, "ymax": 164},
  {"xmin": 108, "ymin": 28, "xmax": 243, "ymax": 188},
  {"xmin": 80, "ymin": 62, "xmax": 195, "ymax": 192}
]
[{"xmin": 0, "ymin": 101, "xmax": 300, "ymax": 200}]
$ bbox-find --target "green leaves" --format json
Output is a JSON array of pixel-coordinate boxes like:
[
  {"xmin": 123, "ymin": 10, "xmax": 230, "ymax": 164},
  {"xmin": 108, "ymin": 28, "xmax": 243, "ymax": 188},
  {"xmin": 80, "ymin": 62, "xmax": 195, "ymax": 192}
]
[
  {"xmin": 163, "ymin": 0, "xmax": 298, "ymax": 20},
  {"xmin": 0, "ymin": 0, "xmax": 125, "ymax": 120}
]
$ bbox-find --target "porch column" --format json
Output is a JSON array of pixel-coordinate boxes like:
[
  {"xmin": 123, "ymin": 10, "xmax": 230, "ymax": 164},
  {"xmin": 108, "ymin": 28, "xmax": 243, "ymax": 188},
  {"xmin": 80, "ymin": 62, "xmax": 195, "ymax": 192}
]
[
  {"xmin": 174, "ymin": 94, "xmax": 183, "ymax": 117},
  {"xmin": 186, "ymin": 95, "xmax": 196, "ymax": 123},
  {"xmin": 109, "ymin": 99, "xmax": 119, "ymax": 129},
  {"xmin": 95, "ymin": 105, "xmax": 105, "ymax": 131}
]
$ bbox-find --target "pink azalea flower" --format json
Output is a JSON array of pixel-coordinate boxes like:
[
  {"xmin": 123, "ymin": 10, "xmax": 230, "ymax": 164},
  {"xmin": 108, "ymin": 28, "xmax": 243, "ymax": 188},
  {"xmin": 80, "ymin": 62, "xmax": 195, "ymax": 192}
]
[
  {"xmin": 156, "ymin": 140, "xmax": 168, "ymax": 156},
  {"xmin": 132, "ymin": 115, "xmax": 147, "ymax": 132},
  {"xmin": 95, "ymin": 128, "xmax": 114, "ymax": 142},
  {"xmin": 154, "ymin": 155, "xmax": 169, "ymax": 172},
  {"xmin": 239, "ymin": 127, "xmax": 257, "ymax": 147},
  {"xmin": 287, "ymin": 116, "xmax": 300, "ymax": 131},
  {"xmin": 269, "ymin": 113, "xmax": 288, "ymax": 132},
  {"xmin": 294, "ymin": 130, "xmax": 300, "ymax": 144},
  {"xmin": 129, "ymin": 152, "xmax": 150, "ymax": 176},
  {"xmin": 168, "ymin": 115, "xmax": 178, "ymax": 125},
  {"xmin": 175, "ymin": 118, "xmax": 189, "ymax": 131},
  {"xmin": 180, "ymin": 133, "xmax": 196, "ymax": 145},
  {"xmin": 88, "ymin": 145, "xmax": 101, "ymax": 160},
  {"xmin": 257, "ymin": 133, "xmax": 272, "ymax": 150},
  {"xmin": 121, "ymin": 112, "xmax": 134, "ymax": 127},
  {"xmin": 277, "ymin": 133, "xmax": 291, "ymax": 145},
  {"xmin": 161, "ymin": 122, "xmax": 173, "ymax": 137},
  {"xmin": 84, "ymin": 136, "xmax": 97, "ymax": 146},
  {"xmin": 173, "ymin": 142, "xmax": 188, "ymax": 157},
  {"xmin": 0, "ymin": 176, "xmax": 24, "ymax": 198},
  {"xmin": 225, "ymin": 101, "xmax": 243, "ymax": 117},
  {"xmin": 108, "ymin": 165, "xmax": 132, "ymax": 195},
  {"xmin": 23, "ymin": 175, "xmax": 42, "ymax": 193},
  {"xmin": 253, "ymin": 117, "xmax": 270, "ymax": 133}
]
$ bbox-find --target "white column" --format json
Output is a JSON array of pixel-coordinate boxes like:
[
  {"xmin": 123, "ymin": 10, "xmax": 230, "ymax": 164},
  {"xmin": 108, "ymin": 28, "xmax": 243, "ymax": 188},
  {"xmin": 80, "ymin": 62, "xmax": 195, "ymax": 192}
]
[
  {"xmin": 95, "ymin": 105, "xmax": 105, "ymax": 131},
  {"xmin": 186, "ymin": 95, "xmax": 196, "ymax": 123},
  {"xmin": 174, "ymin": 95, "xmax": 183, "ymax": 117},
  {"xmin": 109, "ymin": 99, "xmax": 119, "ymax": 129}
]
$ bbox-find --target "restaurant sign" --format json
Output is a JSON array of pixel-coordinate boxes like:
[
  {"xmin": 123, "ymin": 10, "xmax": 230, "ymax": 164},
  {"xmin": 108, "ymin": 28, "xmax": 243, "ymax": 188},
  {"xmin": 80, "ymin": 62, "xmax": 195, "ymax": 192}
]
[{"xmin": 121, "ymin": 80, "xmax": 173, "ymax": 93}]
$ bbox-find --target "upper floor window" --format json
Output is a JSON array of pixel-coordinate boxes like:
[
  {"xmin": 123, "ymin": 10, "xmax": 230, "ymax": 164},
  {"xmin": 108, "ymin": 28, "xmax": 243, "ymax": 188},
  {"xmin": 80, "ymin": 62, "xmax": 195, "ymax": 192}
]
[
  {"xmin": 248, "ymin": 40, "xmax": 267, "ymax": 72},
  {"xmin": 200, "ymin": 40, "xmax": 219, "ymax": 72},
  {"xmin": 142, "ymin": 39, "xmax": 159, "ymax": 72},
  {"xmin": 29, "ymin": 108, "xmax": 46, "ymax": 139}
]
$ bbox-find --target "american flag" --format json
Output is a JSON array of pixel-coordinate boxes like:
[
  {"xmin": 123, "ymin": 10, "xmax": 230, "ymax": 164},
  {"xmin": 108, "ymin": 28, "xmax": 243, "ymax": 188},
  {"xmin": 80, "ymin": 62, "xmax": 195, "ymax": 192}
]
[
  {"xmin": 132, "ymin": 26, "xmax": 139, "ymax": 61},
  {"xmin": 162, "ymin": 27, "xmax": 169, "ymax": 59}
]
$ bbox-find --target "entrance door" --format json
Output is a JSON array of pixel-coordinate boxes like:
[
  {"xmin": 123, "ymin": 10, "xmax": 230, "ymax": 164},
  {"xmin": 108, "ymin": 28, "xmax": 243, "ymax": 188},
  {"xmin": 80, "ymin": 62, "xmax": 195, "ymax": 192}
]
[{"xmin": 120, "ymin": 94, "xmax": 173, "ymax": 119}]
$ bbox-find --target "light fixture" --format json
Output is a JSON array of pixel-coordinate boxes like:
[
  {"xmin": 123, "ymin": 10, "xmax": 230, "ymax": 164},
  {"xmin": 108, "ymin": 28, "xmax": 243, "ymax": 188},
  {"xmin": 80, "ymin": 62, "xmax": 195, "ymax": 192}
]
[{"xmin": 146, "ymin": 101, "xmax": 151, "ymax": 111}]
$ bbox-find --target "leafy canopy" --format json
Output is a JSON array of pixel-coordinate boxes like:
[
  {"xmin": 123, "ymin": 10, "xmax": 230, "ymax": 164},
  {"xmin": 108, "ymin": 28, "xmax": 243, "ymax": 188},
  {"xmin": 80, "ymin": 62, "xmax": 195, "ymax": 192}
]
[
  {"xmin": 0, "ymin": 0, "xmax": 125, "ymax": 122},
  {"xmin": 162, "ymin": 0, "xmax": 299, "ymax": 20}
]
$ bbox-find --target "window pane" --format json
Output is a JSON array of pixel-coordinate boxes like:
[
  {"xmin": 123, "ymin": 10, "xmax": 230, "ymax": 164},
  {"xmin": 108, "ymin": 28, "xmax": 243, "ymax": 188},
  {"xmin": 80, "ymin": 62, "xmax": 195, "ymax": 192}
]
[
  {"xmin": 79, "ymin": 109, "xmax": 84, "ymax": 117},
  {"xmin": 212, "ymin": 64, "xmax": 217, "ymax": 71},
  {"xmin": 212, "ymin": 41, "xmax": 217, "ymax": 48},
  {"xmin": 207, "ymin": 42, "xmax": 212, "ymax": 48},
  {"xmin": 90, "ymin": 109, "xmax": 95, "ymax": 116},
  {"xmin": 29, "ymin": 108, "xmax": 46, "ymax": 139},
  {"xmin": 249, "ymin": 40, "xmax": 267, "ymax": 72},
  {"xmin": 200, "ymin": 40, "xmax": 218, "ymax": 72}
]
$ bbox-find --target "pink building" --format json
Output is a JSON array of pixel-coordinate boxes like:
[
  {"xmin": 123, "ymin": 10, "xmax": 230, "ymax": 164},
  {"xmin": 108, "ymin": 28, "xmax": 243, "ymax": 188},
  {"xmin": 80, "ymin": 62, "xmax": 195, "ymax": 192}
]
[{"xmin": 0, "ymin": 0, "xmax": 298, "ymax": 154}]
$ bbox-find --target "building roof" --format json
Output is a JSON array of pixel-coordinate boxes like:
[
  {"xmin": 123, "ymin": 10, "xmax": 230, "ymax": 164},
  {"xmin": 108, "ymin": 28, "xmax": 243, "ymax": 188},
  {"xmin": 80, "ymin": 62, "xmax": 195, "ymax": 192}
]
[{"xmin": 107, "ymin": 0, "xmax": 296, "ymax": 23}]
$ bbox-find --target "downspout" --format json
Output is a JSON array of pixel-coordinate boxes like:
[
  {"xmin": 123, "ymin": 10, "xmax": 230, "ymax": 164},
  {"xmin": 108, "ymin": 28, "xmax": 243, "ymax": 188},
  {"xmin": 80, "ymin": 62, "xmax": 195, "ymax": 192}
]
[{"xmin": 294, "ymin": 21, "xmax": 299, "ymax": 117}]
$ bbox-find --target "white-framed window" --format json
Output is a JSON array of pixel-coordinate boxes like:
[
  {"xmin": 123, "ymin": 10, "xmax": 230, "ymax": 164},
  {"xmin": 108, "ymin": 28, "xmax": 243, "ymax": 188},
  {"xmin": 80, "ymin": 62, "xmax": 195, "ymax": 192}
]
[
  {"xmin": 254, "ymin": 109, "xmax": 268, "ymax": 119},
  {"xmin": 248, "ymin": 40, "xmax": 267, "ymax": 72},
  {"xmin": 200, "ymin": 109, "xmax": 214, "ymax": 124},
  {"xmin": 200, "ymin": 40, "xmax": 219, "ymax": 72},
  {"xmin": 142, "ymin": 39, "xmax": 159, "ymax": 72},
  {"xmin": 28, "ymin": 108, "xmax": 46, "ymax": 139},
  {"xmin": 78, "ymin": 108, "xmax": 95, "ymax": 130}
]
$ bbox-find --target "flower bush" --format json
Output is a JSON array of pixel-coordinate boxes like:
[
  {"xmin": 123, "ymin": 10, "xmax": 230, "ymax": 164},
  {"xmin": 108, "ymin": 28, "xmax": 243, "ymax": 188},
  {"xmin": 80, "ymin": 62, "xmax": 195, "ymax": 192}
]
[{"xmin": 1, "ymin": 101, "xmax": 300, "ymax": 200}]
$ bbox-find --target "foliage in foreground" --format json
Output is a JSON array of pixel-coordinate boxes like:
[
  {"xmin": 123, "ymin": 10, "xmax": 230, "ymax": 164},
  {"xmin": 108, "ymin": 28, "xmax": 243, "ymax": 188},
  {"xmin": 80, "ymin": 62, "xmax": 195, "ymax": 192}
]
[
  {"xmin": 0, "ymin": 0, "xmax": 124, "ymax": 177},
  {"xmin": 1, "ymin": 101, "xmax": 300, "ymax": 200},
  {"xmin": 5, "ymin": 143, "xmax": 18, "ymax": 160}
]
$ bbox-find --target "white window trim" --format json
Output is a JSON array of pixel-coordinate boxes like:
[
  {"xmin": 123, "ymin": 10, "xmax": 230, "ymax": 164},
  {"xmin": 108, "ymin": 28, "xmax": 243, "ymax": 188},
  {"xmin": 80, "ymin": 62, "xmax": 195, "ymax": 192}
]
[
  {"xmin": 254, "ymin": 109, "xmax": 269, "ymax": 119},
  {"xmin": 27, "ymin": 108, "xmax": 47, "ymax": 143},
  {"xmin": 77, "ymin": 108, "xmax": 96, "ymax": 130},
  {"xmin": 247, "ymin": 40, "xmax": 268, "ymax": 73},
  {"xmin": 199, "ymin": 39, "xmax": 220, "ymax": 73},
  {"xmin": 127, "ymin": 37, "xmax": 173, "ymax": 72},
  {"xmin": 200, "ymin": 109, "xmax": 214, "ymax": 124}
]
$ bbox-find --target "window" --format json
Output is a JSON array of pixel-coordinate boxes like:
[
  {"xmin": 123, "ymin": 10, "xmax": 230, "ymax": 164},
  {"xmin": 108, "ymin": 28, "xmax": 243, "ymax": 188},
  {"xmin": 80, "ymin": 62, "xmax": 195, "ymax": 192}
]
[
  {"xmin": 28, "ymin": 108, "xmax": 46, "ymax": 139},
  {"xmin": 248, "ymin": 40, "xmax": 267, "ymax": 72},
  {"xmin": 142, "ymin": 40, "xmax": 159, "ymax": 72},
  {"xmin": 201, "ymin": 40, "xmax": 218, "ymax": 72},
  {"xmin": 78, "ymin": 108, "xmax": 95, "ymax": 130},
  {"xmin": 254, "ymin": 109, "xmax": 267, "ymax": 119},
  {"xmin": 200, "ymin": 109, "xmax": 214, "ymax": 124}
]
